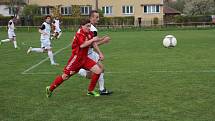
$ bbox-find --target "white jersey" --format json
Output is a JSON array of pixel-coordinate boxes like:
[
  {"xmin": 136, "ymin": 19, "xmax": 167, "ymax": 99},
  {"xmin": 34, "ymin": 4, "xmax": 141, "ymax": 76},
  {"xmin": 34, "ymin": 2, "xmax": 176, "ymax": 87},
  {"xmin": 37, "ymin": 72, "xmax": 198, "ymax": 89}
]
[
  {"xmin": 88, "ymin": 24, "xmax": 98, "ymax": 54},
  {"xmin": 8, "ymin": 19, "xmax": 15, "ymax": 32},
  {"xmin": 53, "ymin": 19, "xmax": 61, "ymax": 32},
  {"xmin": 40, "ymin": 22, "xmax": 51, "ymax": 40},
  {"xmin": 90, "ymin": 24, "xmax": 98, "ymax": 32}
]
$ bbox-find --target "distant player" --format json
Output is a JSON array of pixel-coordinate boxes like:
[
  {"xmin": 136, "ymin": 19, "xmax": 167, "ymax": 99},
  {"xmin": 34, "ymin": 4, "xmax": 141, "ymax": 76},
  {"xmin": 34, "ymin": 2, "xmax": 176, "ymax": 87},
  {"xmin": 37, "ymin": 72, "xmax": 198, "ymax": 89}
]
[
  {"xmin": 27, "ymin": 15, "xmax": 59, "ymax": 66},
  {"xmin": 46, "ymin": 19, "xmax": 103, "ymax": 97},
  {"xmin": 0, "ymin": 16, "xmax": 18, "ymax": 49},
  {"xmin": 78, "ymin": 10, "xmax": 112, "ymax": 95},
  {"xmin": 51, "ymin": 17, "xmax": 62, "ymax": 40}
]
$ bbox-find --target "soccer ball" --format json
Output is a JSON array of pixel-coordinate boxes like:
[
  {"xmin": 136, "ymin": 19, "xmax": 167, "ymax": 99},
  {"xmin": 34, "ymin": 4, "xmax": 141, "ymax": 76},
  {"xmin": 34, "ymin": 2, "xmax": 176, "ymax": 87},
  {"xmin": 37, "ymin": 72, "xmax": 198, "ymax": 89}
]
[{"xmin": 163, "ymin": 35, "xmax": 177, "ymax": 48}]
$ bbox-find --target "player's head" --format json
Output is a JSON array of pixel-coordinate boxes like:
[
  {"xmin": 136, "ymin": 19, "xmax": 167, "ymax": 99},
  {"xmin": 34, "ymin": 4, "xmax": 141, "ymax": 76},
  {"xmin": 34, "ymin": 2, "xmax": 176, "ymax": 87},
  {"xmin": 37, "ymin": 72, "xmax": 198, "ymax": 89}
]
[
  {"xmin": 11, "ymin": 16, "xmax": 17, "ymax": 23},
  {"xmin": 10, "ymin": 16, "xmax": 15, "ymax": 19},
  {"xmin": 11, "ymin": 16, "xmax": 16, "ymax": 20},
  {"xmin": 89, "ymin": 10, "xmax": 99, "ymax": 25},
  {"xmin": 45, "ymin": 15, "xmax": 51, "ymax": 24},
  {"xmin": 80, "ymin": 18, "xmax": 91, "ymax": 33}
]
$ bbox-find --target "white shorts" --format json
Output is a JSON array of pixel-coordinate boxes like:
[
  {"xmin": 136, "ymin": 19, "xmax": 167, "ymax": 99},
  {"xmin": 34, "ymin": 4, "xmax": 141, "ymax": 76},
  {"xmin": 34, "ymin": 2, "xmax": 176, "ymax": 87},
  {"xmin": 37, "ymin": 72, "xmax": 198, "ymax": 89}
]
[
  {"xmin": 54, "ymin": 28, "xmax": 61, "ymax": 33},
  {"xmin": 40, "ymin": 39, "xmax": 51, "ymax": 49},
  {"xmin": 88, "ymin": 51, "xmax": 100, "ymax": 63},
  {"xmin": 8, "ymin": 31, "xmax": 16, "ymax": 39}
]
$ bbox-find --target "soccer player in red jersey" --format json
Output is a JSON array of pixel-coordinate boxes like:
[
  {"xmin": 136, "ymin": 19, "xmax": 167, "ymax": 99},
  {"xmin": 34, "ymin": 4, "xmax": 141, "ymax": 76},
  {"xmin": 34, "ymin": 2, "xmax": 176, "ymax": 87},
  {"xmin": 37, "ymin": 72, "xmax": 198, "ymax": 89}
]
[
  {"xmin": 78, "ymin": 10, "xmax": 112, "ymax": 95},
  {"xmin": 46, "ymin": 19, "xmax": 104, "ymax": 97}
]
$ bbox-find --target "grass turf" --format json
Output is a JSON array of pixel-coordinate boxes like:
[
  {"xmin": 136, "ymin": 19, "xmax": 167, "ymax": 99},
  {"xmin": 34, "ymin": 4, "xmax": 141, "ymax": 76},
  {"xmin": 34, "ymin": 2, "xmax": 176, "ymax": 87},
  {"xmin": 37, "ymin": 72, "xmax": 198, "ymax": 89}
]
[{"xmin": 0, "ymin": 29, "xmax": 215, "ymax": 121}]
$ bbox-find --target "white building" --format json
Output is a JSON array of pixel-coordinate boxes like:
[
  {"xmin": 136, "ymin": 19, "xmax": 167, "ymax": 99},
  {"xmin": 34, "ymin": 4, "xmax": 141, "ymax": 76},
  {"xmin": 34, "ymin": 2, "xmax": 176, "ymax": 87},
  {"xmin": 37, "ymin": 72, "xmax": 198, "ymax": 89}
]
[
  {"xmin": 0, "ymin": 4, "xmax": 13, "ymax": 16},
  {"xmin": 0, "ymin": 0, "xmax": 26, "ymax": 17}
]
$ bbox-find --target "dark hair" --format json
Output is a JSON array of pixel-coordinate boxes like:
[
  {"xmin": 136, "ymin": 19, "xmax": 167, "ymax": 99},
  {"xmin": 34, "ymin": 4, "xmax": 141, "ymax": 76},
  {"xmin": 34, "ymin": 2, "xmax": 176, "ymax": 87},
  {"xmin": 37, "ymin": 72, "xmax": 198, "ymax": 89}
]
[
  {"xmin": 80, "ymin": 18, "xmax": 91, "ymax": 26},
  {"xmin": 44, "ymin": 15, "xmax": 51, "ymax": 19},
  {"xmin": 89, "ymin": 10, "xmax": 98, "ymax": 18}
]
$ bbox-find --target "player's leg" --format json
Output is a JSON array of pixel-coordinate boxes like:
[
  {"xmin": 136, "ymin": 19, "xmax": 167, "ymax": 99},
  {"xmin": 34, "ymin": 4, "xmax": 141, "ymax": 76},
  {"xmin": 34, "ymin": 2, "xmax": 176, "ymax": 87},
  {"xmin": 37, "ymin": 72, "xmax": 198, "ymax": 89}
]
[
  {"xmin": 44, "ymin": 40, "xmax": 58, "ymax": 65},
  {"xmin": 1, "ymin": 32, "xmax": 13, "ymax": 45},
  {"xmin": 78, "ymin": 68, "xmax": 88, "ymax": 77},
  {"xmin": 87, "ymin": 64, "xmax": 102, "ymax": 97},
  {"xmin": 46, "ymin": 71, "xmax": 76, "ymax": 97},
  {"xmin": 94, "ymin": 56, "xmax": 105, "ymax": 92},
  {"xmin": 97, "ymin": 61, "xmax": 113, "ymax": 95},
  {"xmin": 12, "ymin": 36, "xmax": 18, "ymax": 49},
  {"xmin": 46, "ymin": 55, "xmax": 80, "ymax": 97},
  {"xmin": 0, "ymin": 39, "xmax": 10, "ymax": 44},
  {"xmin": 47, "ymin": 48, "xmax": 59, "ymax": 65},
  {"xmin": 57, "ymin": 31, "xmax": 62, "ymax": 39},
  {"xmin": 96, "ymin": 36, "xmax": 111, "ymax": 46},
  {"xmin": 27, "ymin": 40, "xmax": 45, "ymax": 54},
  {"xmin": 54, "ymin": 32, "xmax": 59, "ymax": 39},
  {"xmin": 27, "ymin": 47, "xmax": 44, "ymax": 54},
  {"xmin": 84, "ymin": 57, "xmax": 103, "ymax": 96},
  {"xmin": 88, "ymin": 51, "xmax": 113, "ymax": 95},
  {"xmin": 97, "ymin": 61, "xmax": 105, "ymax": 91}
]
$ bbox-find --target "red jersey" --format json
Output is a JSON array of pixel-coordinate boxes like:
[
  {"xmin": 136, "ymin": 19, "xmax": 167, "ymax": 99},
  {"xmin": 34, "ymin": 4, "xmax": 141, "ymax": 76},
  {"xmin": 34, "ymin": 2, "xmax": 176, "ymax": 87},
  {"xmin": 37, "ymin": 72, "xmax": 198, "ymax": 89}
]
[
  {"xmin": 64, "ymin": 28, "xmax": 96, "ymax": 75},
  {"xmin": 71, "ymin": 28, "xmax": 94, "ymax": 60}
]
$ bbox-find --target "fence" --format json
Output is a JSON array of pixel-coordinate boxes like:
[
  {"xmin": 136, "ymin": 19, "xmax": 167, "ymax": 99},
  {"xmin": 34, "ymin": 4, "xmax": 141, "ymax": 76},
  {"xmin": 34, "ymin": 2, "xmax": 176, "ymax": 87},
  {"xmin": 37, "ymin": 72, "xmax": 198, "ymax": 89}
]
[{"xmin": 0, "ymin": 22, "xmax": 215, "ymax": 32}]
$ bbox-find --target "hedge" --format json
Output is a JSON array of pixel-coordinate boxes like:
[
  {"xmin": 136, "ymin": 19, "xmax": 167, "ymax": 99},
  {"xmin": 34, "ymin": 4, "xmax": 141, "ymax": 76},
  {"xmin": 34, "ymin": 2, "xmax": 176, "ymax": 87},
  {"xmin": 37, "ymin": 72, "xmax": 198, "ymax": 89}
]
[
  {"xmin": 0, "ymin": 16, "xmax": 12, "ymax": 25},
  {"xmin": 0, "ymin": 16, "xmax": 135, "ymax": 26},
  {"xmin": 174, "ymin": 15, "xmax": 212, "ymax": 23}
]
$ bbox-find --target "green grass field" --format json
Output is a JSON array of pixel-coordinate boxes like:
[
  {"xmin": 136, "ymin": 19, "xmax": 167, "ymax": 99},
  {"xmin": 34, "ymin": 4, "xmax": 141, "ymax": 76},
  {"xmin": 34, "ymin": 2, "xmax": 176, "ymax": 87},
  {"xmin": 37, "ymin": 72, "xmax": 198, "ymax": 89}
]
[{"xmin": 1, "ymin": 29, "xmax": 215, "ymax": 121}]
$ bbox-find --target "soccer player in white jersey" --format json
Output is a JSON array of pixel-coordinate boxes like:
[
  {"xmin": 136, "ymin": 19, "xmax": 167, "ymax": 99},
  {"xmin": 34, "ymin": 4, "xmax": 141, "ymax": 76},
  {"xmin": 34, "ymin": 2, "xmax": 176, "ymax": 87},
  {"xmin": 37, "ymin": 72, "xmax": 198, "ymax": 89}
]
[
  {"xmin": 0, "ymin": 16, "xmax": 18, "ymax": 49},
  {"xmin": 27, "ymin": 15, "xmax": 59, "ymax": 66},
  {"xmin": 51, "ymin": 17, "xmax": 62, "ymax": 40},
  {"xmin": 78, "ymin": 10, "xmax": 112, "ymax": 95}
]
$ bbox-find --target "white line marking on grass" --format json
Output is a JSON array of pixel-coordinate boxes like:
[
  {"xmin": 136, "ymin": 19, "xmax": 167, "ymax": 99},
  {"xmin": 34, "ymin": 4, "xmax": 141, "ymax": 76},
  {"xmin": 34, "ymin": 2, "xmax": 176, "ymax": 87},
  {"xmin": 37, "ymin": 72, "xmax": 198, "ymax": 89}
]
[
  {"xmin": 21, "ymin": 44, "xmax": 70, "ymax": 75},
  {"xmin": 21, "ymin": 72, "xmax": 58, "ymax": 75}
]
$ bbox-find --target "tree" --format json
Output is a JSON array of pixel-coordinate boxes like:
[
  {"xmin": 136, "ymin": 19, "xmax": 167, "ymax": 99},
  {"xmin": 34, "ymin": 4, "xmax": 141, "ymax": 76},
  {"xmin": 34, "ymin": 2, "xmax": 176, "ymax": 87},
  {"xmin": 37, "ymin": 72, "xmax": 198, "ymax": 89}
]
[
  {"xmin": 22, "ymin": 4, "xmax": 40, "ymax": 16},
  {"xmin": 164, "ymin": 0, "xmax": 185, "ymax": 12},
  {"xmin": 183, "ymin": 0, "xmax": 215, "ymax": 15},
  {"xmin": 8, "ymin": 0, "xmax": 26, "ymax": 17},
  {"xmin": 51, "ymin": 5, "xmax": 61, "ymax": 17}
]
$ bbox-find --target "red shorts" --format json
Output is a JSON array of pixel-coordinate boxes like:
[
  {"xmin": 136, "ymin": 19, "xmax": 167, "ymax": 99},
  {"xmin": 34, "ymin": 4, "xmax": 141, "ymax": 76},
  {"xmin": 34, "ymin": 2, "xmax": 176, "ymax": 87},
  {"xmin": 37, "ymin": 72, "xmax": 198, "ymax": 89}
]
[{"xmin": 63, "ymin": 55, "xmax": 97, "ymax": 75}]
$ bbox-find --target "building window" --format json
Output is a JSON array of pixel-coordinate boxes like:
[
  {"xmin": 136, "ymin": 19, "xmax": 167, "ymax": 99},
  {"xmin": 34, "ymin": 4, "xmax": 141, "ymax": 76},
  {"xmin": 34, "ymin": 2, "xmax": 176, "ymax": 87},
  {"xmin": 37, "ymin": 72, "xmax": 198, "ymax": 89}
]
[
  {"xmin": 144, "ymin": 5, "xmax": 160, "ymax": 13},
  {"xmin": 102, "ymin": 6, "xmax": 112, "ymax": 15},
  {"xmin": 40, "ymin": 7, "xmax": 50, "ymax": 15},
  {"xmin": 61, "ymin": 7, "xmax": 72, "ymax": 15},
  {"xmin": 80, "ymin": 6, "xmax": 92, "ymax": 15},
  {"xmin": 122, "ymin": 5, "xmax": 133, "ymax": 14},
  {"xmin": 9, "ymin": 7, "xmax": 14, "ymax": 15}
]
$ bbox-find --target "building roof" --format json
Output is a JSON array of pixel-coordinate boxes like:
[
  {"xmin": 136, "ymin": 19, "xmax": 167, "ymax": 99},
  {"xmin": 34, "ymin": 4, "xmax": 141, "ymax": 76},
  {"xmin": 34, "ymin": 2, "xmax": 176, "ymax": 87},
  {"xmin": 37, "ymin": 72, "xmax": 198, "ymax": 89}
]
[{"xmin": 163, "ymin": 6, "xmax": 181, "ymax": 15}]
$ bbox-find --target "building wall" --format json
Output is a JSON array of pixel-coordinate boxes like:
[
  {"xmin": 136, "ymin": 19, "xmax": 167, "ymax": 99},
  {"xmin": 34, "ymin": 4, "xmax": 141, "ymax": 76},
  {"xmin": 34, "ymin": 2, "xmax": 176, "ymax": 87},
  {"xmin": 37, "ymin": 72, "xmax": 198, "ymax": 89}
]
[
  {"xmin": 99, "ymin": 0, "xmax": 163, "ymax": 25},
  {"xmin": 28, "ymin": 0, "xmax": 164, "ymax": 26},
  {"xmin": 29, "ymin": 0, "xmax": 95, "ymax": 7},
  {"xmin": 0, "ymin": 5, "xmax": 11, "ymax": 16}
]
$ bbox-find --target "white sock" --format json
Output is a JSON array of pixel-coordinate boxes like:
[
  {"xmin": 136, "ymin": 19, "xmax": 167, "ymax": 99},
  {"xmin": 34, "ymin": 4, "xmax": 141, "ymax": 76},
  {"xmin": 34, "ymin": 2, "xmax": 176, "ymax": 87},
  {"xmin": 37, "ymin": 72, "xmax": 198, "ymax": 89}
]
[
  {"xmin": 57, "ymin": 32, "xmax": 62, "ymax": 38},
  {"xmin": 13, "ymin": 41, "xmax": 17, "ymax": 48},
  {"xmin": 78, "ymin": 69, "xmax": 87, "ymax": 77},
  {"xmin": 1, "ymin": 39, "xmax": 10, "ymax": 42},
  {"xmin": 48, "ymin": 50, "xmax": 55, "ymax": 64},
  {"xmin": 98, "ymin": 73, "xmax": 105, "ymax": 91},
  {"xmin": 31, "ymin": 48, "xmax": 44, "ymax": 53}
]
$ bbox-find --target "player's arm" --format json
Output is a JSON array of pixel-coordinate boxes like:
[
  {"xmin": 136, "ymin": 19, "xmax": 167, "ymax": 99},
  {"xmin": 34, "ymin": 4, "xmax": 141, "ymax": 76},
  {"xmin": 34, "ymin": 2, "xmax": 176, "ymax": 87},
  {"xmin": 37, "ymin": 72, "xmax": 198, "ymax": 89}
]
[
  {"xmin": 38, "ymin": 24, "xmax": 48, "ymax": 35},
  {"xmin": 92, "ymin": 42, "xmax": 104, "ymax": 61},
  {"xmin": 8, "ymin": 21, "xmax": 13, "ymax": 29},
  {"xmin": 80, "ymin": 36, "xmax": 99, "ymax": 48}
]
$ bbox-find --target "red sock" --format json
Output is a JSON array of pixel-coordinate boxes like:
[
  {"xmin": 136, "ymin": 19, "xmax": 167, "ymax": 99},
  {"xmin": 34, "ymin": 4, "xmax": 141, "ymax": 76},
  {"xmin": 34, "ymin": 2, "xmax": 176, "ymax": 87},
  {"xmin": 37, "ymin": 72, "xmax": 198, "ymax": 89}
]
[
  {"xmin": 50, "ymin": 76, "xmax": 64, "ymax": 91},
  {"xmin": 88, "ymin": 73, "xmax": 100, "ymax": 92}
]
